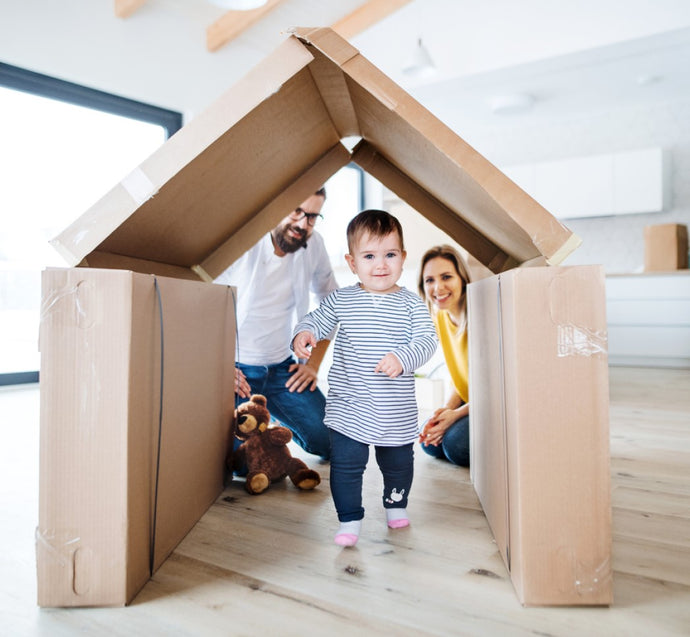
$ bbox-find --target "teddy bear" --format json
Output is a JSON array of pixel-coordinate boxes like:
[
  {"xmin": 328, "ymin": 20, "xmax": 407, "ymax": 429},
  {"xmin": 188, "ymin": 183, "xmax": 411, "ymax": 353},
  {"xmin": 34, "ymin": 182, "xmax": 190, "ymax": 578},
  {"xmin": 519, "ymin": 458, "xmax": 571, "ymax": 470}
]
[{"xmin": 229, "ymin": 394, "xmax": 321, "ymax": 495}]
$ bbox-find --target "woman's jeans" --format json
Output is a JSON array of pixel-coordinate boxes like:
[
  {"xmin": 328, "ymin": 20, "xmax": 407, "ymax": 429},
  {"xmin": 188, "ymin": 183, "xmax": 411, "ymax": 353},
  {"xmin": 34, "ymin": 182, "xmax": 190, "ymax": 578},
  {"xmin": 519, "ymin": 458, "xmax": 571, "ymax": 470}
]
[
  {"xmin": 329, "ymin": 429, "xmax": 414, "ymax": 522},
  {"xmin": 236, "ymin": 357, "xmax": 330, "ymax": 459},
  {"xmin": 421, "ymin": 414, "xmax": 470, "ymax": 467}
]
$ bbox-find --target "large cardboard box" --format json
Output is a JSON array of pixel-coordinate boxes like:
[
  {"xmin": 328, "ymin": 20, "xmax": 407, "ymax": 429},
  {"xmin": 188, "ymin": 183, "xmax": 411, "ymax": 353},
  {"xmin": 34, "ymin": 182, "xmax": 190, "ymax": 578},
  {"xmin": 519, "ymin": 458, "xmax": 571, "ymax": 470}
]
[
  {"xmin": 468, "ymin": 265, "xmax": 612, "ymax": 606},
  {"xmin": 39, "ymin": 27, "xmax": 588, "ymax": 607},
  {"xmin": 37, "ymin": 268, "xmax": 236, "ymax": 606},
  {"xmin": 644, "ymin": 223, "xmax": 689, "ymax": 271}
]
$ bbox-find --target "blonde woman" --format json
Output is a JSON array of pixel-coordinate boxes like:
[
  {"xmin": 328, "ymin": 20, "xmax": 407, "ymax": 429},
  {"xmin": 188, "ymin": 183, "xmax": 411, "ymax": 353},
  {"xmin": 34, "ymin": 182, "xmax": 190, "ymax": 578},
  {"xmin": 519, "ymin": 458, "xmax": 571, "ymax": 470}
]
[{"xmin": 417, "ymin": 245, "xmax": 472, "ymax": 467}]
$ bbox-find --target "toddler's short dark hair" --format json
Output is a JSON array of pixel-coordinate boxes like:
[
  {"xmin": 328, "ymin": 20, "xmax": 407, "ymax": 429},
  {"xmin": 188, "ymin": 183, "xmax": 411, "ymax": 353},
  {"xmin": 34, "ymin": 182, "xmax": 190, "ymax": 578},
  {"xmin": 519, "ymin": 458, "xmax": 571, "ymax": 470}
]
[{"xmin": 346, "ymin": 209, "xmax": 404, "ymax": 254}]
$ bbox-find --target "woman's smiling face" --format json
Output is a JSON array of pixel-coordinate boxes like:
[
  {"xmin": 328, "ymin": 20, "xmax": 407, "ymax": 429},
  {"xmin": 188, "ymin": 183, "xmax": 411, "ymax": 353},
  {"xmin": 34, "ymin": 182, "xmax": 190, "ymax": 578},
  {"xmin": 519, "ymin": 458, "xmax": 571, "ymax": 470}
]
[{"xmin": 422, "ymin": 256, "xmax": 465, "ymax": 312}]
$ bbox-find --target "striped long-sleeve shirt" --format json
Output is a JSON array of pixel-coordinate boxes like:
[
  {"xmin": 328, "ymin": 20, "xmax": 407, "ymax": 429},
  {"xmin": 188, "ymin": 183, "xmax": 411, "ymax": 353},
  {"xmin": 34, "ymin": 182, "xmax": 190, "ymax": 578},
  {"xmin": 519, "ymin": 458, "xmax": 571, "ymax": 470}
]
[{"xmin": 293, "ymin": 284, "xmax": 438, "ymax": 446}]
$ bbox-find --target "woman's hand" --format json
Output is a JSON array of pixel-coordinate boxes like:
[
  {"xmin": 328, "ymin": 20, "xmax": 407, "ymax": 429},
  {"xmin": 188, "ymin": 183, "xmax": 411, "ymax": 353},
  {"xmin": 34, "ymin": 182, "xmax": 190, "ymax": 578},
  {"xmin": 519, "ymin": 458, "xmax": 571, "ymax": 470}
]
[
  {"xmin": 419, "ymin": 408, "xmax": 453, "ymax": 446},
  {"xmin": 419, "ymin": 406, "xmax": 466, "ymax": 446}
]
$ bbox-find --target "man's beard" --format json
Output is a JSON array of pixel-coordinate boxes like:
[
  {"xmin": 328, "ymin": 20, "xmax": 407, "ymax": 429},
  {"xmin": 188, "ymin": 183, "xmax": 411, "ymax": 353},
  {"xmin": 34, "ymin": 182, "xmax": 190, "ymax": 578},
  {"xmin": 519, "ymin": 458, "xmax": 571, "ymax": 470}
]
[{"xmin": 273, "ymin": 223, "xmax": 308, "ymax": 254}]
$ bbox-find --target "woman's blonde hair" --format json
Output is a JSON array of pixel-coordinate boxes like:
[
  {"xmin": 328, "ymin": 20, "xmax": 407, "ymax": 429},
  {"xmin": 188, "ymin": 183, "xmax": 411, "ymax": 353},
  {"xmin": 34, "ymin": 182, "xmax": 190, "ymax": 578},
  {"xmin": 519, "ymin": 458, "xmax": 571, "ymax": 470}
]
[{"xmin": 418, "ymin": 245, "xmax": 472, "ymax": 321}]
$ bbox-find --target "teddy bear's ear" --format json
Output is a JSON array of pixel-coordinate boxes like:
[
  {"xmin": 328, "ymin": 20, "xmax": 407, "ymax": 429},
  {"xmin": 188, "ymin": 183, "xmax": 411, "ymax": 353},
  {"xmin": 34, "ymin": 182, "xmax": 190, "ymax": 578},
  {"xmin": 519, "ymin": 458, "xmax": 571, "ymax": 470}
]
[{"xmin": 252, "ymin": 394, "xmax": 268, "ymax": 406}]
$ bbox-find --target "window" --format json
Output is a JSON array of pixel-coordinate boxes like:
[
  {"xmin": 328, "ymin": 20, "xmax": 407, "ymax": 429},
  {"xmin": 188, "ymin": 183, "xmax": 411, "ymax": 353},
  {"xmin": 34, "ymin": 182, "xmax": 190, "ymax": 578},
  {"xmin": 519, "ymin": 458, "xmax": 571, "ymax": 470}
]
[
  {"xmin": 0, "ymin": 64, "xmax": 182, "ymax": 385},
  {"xmin": 321, "ymin": 163, "xmax": 365, "ymax": 286}
]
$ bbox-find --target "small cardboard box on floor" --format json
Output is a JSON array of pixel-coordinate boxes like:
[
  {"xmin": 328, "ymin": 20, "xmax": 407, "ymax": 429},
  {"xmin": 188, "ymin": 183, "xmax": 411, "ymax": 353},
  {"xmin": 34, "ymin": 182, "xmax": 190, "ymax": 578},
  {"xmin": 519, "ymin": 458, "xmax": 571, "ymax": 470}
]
[{"xmin": 38, "ymin": 27, "xmax": 610, "ymax": 607}]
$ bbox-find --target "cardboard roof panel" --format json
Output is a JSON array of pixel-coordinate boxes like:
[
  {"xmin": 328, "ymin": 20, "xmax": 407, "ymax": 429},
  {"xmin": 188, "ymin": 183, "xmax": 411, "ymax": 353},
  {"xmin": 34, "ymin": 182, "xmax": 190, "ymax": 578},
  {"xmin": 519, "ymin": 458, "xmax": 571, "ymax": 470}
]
[
  {"xmin": 297, "ymin": 28, "xmax": 577, "ymax": 269},
  {"xmin": 97, "ymin": 67, "xmax": 342, "ymax": 267},
  {"xmin": 52, "ymin": 27, "xmax": 580, "ymax": 279}
]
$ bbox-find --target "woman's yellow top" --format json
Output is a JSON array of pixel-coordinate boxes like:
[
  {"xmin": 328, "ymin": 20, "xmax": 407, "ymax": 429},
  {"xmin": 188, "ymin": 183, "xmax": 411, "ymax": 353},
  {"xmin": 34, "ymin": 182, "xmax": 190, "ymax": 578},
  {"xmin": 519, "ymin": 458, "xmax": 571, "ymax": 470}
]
[{"xmin": 433, "ymin": 309, "xmax": 469, "ymax": 403}]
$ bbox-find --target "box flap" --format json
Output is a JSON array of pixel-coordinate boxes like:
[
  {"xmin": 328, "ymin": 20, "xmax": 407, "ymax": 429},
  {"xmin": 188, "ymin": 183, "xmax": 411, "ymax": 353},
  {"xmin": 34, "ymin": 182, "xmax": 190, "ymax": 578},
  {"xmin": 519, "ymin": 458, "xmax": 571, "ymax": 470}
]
[{"xmin": 51, "ymin": 28, "xmax": 580, "ymax": 279}]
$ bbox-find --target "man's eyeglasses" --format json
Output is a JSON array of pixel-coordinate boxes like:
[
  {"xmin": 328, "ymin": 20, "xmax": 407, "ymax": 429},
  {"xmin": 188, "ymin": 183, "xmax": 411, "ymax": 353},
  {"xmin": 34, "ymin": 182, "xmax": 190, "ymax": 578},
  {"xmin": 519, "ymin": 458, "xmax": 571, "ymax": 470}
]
[{"xmin": 290, "ymin": 207, "xmax": 323, "ymax": 226}]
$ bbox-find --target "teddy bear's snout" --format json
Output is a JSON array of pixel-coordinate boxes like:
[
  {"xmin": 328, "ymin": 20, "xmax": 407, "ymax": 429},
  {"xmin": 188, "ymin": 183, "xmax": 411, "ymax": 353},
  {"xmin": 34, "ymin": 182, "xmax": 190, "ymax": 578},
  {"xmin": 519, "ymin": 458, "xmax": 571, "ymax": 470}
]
[{"xmin": 237, "ymin": 413, "xmax": 258, "ymax": 433}]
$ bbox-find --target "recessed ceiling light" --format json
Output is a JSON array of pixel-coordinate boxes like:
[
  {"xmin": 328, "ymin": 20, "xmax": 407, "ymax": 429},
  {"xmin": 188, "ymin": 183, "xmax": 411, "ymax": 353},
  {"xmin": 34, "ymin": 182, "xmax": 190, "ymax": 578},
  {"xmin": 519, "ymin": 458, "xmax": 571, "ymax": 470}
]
[
  {"xmin": 488, "ymin": 93, "xmax": 535, "ymax": 115},
  {"xmin": 636, "ymin": 74, "xmax": 662, "ymax": 86},
  {"xmin": 207, "ymin": 0, "xmax": 268, "ymax": 9},
  {"xmin": 402, "ymin": 39, "xmax": 437, "ymax": 78}
]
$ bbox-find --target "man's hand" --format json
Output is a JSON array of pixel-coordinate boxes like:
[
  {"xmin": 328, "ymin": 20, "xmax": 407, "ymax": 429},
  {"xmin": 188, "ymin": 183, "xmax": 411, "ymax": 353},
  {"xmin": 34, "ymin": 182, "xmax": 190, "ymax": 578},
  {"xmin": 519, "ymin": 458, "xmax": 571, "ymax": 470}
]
[
  {"xmin": 234, "ymin": 367, "xmax": 251, "ymax": 399},
  {"xmin": 286, "ymin": 362, "xmax": 319, "ymax": 393}
]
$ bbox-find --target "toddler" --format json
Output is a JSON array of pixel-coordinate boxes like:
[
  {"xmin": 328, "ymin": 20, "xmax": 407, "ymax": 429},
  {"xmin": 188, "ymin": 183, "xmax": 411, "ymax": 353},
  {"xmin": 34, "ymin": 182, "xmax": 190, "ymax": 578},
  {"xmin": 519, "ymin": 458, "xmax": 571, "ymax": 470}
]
[{"xmin": 292, "ymin": 209, "xmax": 437, "ymax": 546}]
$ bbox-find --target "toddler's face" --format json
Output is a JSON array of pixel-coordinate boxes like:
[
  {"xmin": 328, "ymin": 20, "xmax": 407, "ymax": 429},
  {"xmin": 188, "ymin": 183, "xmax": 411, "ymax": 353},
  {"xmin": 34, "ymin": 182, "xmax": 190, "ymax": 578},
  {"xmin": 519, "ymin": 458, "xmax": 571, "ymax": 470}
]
[{"xmin": 345, "ymin": 231, "xmax": 406, "ymax": 294}]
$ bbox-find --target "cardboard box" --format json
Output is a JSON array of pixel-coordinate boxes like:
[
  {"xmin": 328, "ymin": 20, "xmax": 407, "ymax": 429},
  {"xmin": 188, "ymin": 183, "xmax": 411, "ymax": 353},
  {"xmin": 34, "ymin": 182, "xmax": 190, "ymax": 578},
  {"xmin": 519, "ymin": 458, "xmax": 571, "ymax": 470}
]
[
  {"xmin": 37, "ymin": 268, "xmax": 236, "ymax": 606},
  {"xmin": 644, "ymin": 223, "xmax": 689, "ymax": 271},
  {"xmin": 468, "ymin": 265, "xmax": 612, "ymax": 606},
  {"xmin": 40, "ymin": 27, "xmax": 586, "ymax": 607},
  {"xmin": 50, "ymin": 28, "xmax": 580, "ymax": 279}
]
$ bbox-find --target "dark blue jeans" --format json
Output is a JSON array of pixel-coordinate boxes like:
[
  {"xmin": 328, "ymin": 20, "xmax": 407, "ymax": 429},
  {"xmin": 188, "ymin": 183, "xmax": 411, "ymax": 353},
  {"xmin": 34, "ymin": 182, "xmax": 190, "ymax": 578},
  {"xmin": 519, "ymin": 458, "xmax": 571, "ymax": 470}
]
[
  {"xmin": 420, "ymin": 414, "xmax": 470, "ymax": 467},
  {"xmin": 329, "ymin": 428, "xmax": 414, "ymax": 522},
  {"xmin": 236, "ymin": 357, "xmax": 330, "ymax": 459}
]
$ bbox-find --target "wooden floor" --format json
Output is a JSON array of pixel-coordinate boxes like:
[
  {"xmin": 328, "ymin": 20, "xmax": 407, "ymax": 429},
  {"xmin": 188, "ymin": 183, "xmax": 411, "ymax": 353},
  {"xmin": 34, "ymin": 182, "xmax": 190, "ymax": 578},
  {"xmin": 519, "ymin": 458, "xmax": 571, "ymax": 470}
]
[{"xmin": 1, "ymin": 366, "xmax": 689, "ymax": 636}]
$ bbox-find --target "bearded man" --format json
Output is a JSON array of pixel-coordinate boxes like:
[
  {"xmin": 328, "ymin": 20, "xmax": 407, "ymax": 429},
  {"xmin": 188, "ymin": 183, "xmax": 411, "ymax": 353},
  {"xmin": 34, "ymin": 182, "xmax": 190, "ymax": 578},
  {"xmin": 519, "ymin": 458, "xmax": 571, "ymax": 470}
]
[{"xmin": 215, "ymin": 187, "xmax": 337, "ymax": 460}]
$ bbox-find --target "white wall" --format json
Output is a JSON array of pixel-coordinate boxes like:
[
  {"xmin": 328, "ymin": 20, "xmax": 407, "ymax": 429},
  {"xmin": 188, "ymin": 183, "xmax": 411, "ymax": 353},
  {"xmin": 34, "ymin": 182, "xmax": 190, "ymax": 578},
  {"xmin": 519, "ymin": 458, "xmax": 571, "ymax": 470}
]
[{"xmin": 450, "ymin": 98, "xmax": 690, "ymax": 273}]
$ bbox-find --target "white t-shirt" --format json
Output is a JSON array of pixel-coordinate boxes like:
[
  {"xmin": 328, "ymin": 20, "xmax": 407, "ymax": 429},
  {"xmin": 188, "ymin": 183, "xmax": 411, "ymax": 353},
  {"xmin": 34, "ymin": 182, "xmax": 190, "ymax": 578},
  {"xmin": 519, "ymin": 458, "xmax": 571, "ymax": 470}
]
[
  {"xmin": 214, "ymin": 231, "xmax": 338, "ymax": 366},
  {"xmin": 239, "ymin": 252, "xmax": 293, "ymax": 365}
]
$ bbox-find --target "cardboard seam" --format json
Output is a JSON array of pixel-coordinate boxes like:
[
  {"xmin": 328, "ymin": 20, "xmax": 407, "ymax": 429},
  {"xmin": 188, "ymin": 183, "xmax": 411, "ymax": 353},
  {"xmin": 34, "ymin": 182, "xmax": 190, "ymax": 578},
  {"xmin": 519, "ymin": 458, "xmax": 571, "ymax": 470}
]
[
  {"xmin": 290, "ymin": 27, "xmax": 360, "ymax": 67},
  {"xmin": 304, "ymin": 46, "xmax": 361, "ymax": 139},
  {"xmin": 496, "ymin": 275, "xmax": 511, "ymax": 572},
  {"xmin": 149, "ymin": 277, "xmax": 166, "ymax": 578}
]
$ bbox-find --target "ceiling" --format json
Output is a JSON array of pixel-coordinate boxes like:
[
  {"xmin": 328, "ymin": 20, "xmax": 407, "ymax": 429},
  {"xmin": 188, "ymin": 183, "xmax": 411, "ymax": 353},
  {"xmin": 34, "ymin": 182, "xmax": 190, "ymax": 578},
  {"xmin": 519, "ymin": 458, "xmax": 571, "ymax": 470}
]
[
  {"xmin": 3, "ymin": 1, "xmax": 688, "ymax": 134},
  {"xmin": 111, "ymin": 0, "xmax": 690, "ymax": 130}
]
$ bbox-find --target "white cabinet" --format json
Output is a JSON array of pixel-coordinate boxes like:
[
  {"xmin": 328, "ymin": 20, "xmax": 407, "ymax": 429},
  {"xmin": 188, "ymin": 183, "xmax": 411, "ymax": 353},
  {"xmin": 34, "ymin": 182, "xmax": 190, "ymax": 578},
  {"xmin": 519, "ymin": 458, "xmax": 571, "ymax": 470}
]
[
  {"xmin": 606, "ymin": 272, "xmax": 690, "ymax": 368},
  {"xmin": 503, "ymin": 147, "xmax": 669, "ymax": 219}
]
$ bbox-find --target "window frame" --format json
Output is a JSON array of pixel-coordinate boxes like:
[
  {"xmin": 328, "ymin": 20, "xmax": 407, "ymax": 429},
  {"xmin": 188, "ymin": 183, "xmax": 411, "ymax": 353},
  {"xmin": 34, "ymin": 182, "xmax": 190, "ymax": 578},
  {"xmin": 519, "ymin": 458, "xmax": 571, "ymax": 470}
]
[{"xmin": 0, "ymin": 63, "xmax": 182, "ymax": 386}]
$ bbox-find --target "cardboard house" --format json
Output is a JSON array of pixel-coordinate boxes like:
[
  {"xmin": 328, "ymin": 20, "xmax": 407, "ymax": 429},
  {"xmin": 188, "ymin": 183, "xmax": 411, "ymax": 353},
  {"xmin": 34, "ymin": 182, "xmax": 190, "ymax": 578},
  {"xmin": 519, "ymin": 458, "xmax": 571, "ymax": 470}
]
[{"xmin": 38, "ymin": 27, "xmax": 611, "ymax": 607}]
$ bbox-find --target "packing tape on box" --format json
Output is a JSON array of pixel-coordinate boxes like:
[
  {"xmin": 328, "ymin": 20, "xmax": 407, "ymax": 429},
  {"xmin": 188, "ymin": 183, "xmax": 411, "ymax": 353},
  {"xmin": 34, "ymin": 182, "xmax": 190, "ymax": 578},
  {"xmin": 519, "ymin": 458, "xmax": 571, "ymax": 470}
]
[
  {"xmin": 121, "ymin": 167, "xmax": 158, "ymax": 205},
  {"xmin": 35, "ymin": 528, "xmax": 80, "ymax": 568},
  {"xmin": 572, "ymin": 555, "xmax": 613, "ymax": 595},
  {"xmin": 557, "ymin": 323, "xmax": 608, "ymax": 357},
  {"xmin": 533, "ymin": 226, "xmax": 583, "ymax": 266},
  {"xmin": 40, "ymin": 281, "xmax": 93, "ymax": 330}
]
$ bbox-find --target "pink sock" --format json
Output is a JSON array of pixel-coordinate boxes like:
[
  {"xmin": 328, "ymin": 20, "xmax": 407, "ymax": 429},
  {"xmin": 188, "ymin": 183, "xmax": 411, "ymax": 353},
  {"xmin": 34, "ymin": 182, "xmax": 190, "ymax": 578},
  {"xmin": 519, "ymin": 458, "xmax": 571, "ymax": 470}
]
[
  {"xmin": 335, "ymin": 520, "xmax": 361, "ymax": 546},
  {"xmin": 386, "ymin": 508, "xmax": 410, "ymax": 529}
]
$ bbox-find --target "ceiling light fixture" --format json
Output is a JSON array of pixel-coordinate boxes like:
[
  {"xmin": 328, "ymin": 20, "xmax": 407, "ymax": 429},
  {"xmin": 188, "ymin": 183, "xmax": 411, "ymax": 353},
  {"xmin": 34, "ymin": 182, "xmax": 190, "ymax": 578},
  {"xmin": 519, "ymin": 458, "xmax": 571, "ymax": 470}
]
[
  {"xmin": 402, "ymin": 38, "xmax": 436, "ymax": 78},
  {"xmin": 488, "ymin": 93, "xmax": 535, "ymax": 115},
  {"xmin": 636, "ymin": 74, "xmax": 662, "ymax": 86},
  {"xmin": 207, "ymin": 0, "xmax": 269, "ymax": 9}
]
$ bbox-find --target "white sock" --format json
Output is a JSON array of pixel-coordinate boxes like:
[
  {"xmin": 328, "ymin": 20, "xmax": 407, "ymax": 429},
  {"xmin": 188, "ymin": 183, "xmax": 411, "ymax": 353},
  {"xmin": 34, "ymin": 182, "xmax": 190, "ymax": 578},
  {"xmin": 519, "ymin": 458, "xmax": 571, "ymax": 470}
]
[
  {"xmin": 337, "ymin": 520, "xmax": 362, "ymax": 536},
  {"xmin": 334, "ymin": 520, "xmax": 362, "ymax": 547}
]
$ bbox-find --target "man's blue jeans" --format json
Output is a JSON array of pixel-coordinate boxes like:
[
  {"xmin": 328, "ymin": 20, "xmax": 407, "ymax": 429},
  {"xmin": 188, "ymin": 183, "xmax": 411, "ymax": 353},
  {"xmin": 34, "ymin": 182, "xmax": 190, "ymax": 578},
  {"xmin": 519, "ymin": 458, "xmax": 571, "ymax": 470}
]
[
  {"xmin": 236, "ymin": 357, "xmax": 330, "ymax": 460},
  {"xmin": 329, "ymin": 429, "xmax": 414, "ymax": 522},
  {"xmin": 420, "ymin": 414, "xmax": 470, "ymax": 467}
]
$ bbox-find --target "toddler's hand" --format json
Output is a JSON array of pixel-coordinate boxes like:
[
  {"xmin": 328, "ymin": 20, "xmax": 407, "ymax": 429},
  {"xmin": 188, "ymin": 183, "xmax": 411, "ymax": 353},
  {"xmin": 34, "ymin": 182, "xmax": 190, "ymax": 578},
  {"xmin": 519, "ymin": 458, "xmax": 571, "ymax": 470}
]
[
  {"xmin": 292, "ymin": 331, "xmax": 317, "ymax": 359},
  {"xmin": 374, "ymin": 353, "xmax": 402, "ymax": 378}
]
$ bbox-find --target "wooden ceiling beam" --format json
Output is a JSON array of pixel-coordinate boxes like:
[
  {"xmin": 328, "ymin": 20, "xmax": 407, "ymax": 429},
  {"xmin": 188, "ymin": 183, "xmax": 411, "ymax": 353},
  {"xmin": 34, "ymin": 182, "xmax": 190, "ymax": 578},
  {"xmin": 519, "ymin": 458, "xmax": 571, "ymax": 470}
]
[
  {"xmin": 114, "ymin": 0, "xmax": 148, "ymax": 19},
  {"xmin": 331, "ymin": 0, "xmax": 413, "ymax": 40},
  {"xmin": 207, "ymin": 0, "xmax": 286, "ymax": 52}
]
